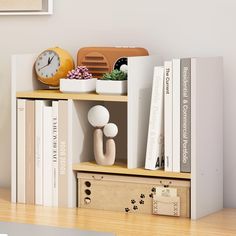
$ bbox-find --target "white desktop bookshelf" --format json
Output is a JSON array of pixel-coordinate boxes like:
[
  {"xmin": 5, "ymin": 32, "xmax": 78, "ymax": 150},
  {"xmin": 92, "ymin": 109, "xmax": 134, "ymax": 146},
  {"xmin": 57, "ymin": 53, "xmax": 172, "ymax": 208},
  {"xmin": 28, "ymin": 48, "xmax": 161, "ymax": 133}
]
[{"xmin": 10, "ymin": 53, "xmax": 223, "ymax": 220}]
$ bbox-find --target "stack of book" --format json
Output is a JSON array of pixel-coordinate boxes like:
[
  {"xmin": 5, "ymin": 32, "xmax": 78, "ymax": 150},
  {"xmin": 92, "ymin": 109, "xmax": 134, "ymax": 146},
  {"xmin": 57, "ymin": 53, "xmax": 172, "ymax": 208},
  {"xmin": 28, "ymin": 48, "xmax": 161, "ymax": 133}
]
[
  {"xmin": 145, "ymin": 58, "xmax": 197, "ymax": 173},
  {"xmin": 17, "ymin": 99, "xmax": 73, "ymax": 207}
]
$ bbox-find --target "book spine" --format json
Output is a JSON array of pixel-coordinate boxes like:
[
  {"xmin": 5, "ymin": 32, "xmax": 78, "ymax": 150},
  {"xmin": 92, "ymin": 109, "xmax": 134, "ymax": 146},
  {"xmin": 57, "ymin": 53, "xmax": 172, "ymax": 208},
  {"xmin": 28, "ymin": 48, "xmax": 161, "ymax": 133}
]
[
  {"xmin": 25, "ymin": 100, "xmax": 35, "ymax": 204},
  {"xmin": 52, "ymin": 101, "xmax": 58, "ymax": 207},
  {"xmin": 172, "ymin": 59, "xmax": 181, "ymax": 172},
  {"xmin": 17, "ymin": 99, "xmax": 26, "ymax": 203},
  {"xmin": 145, "ymin": 66, "xmax": 164, "ymax": 170},
  {"xmin": 43, "ymin": 105, "xmax": 53, "ymax": 206},
  {"xmin": 35, "ymin": 100, "xmax": 43, "ymax": 205},
  {"xmin": 67, "ymin": 100, "xmax": 76, "ymax": 208},
  {"xmin": 164, "ymin": 61, "xmax": 173, "ymax": 172},
  {"xmin": 180, "ymin": 58, "xmax": 191, "ymax": 173},
  {"xmin": 58, "ymin": 100, "xmax": 68, "ymax": 207}
]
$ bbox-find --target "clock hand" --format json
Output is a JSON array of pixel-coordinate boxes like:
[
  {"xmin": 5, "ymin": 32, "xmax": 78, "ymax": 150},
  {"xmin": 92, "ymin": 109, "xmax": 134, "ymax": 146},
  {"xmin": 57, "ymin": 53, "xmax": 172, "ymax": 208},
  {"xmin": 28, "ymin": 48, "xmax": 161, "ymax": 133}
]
[
  {"xmin": 48, "ymin": 55, "xmax": 55, "ymax": 64},
  {"xmin": 38, "ymin": 63, "xmax": 49, "ymax": 71}
]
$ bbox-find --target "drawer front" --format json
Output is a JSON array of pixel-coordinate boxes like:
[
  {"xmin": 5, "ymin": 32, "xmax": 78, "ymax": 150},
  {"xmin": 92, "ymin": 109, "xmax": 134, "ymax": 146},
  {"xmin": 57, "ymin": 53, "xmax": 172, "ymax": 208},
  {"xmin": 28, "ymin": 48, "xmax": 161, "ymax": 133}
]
[{"xmin": 77, "ymin": 172, "xmax": 190, "ymax": 217}]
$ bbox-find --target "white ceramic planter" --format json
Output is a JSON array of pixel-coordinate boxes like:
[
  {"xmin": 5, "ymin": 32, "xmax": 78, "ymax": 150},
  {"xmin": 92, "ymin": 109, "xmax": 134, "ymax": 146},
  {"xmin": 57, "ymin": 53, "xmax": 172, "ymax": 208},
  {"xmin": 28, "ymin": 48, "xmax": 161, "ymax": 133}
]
[
  {"xmin": 96, "ymin": 80, "xmax": 127, "ymax": 95},
  {"xmin": 60, "ymin": 78, "xmax": 96, "ymax": 93}
]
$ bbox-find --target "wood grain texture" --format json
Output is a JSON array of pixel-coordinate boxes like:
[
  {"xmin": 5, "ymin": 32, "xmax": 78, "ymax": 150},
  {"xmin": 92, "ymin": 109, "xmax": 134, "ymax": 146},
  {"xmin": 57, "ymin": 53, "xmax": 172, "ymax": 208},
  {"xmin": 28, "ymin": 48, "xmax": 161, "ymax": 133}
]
[
  {"xmin": 16, "ymin": 90, "xmax": 128, "ymax": 102},
  {"xmin": 73, "ymin": 162, "xmax": 191, "ymax": 179},
  {"xmin": 0, "ymin": 189, "xmax": 236, "ymax": 236}
]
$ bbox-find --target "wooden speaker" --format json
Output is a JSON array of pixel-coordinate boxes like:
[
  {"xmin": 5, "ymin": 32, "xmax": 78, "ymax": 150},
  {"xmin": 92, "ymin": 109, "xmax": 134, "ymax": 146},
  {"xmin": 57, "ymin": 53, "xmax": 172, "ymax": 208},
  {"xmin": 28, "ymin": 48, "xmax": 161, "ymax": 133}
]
[{"xmin": 77, "ymin": 47, "xmax": 149, "ymax": 78}]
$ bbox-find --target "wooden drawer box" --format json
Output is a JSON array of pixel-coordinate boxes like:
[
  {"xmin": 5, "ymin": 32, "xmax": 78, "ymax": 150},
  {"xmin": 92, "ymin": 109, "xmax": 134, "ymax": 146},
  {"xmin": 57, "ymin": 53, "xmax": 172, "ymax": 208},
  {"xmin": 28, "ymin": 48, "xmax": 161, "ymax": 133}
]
[{"xmin": 77, "ymin": 172, "xmax": 190, "ymax": 217}]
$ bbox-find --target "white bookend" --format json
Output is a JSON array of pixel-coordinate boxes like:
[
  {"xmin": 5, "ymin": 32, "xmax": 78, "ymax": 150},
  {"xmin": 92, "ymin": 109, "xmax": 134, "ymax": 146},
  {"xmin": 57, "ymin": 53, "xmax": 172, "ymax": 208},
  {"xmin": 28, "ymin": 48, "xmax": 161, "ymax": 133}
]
[
  {"xmin": 191, "ymin": 57, "xmax": 223, "ymax": 219},
  {"xmin": 145, "ymin": 66, "xmax": 164, "ymax": 170},
  {"xmin": 17, "ymin": 99, "xmax": 26, "ymax": 203},
  {"xmin": 52, "ymin": 101, "xmax": 59, "ymax": 207},
  {"xmin": 164, "ymin": 61, "xmax": 173, "ymax": 172},
  {"xmin": 128, "ymin": 55, "xmax": 163, "ymax": 168},
  {"xmin": 172, "ymin": 59, "xmax": 181, "ymax": 172},
  {"xmin": 43, "ymin": 104, "xmax": 53, "ymax": 207}
]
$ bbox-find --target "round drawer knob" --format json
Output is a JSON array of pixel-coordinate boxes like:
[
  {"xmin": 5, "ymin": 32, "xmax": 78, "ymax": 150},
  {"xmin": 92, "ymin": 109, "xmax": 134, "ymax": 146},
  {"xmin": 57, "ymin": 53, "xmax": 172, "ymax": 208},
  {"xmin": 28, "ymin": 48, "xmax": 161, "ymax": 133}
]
[
  {"xmin": 85, "ymin": 181, "xmax": 91, "ymax": 187},
  {"xmin": 85, "ymin": 189, "xmax": 91, "ymax": 195},
  {"xmin": 84, "ymin": 197, "xmax": 91, "ymax": 204}
]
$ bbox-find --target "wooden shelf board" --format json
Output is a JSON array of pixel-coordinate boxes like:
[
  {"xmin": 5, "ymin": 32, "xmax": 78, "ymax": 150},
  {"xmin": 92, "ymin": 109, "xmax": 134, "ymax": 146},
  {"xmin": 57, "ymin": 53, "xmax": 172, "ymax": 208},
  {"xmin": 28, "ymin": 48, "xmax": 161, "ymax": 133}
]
[
  {"xmin": 73, "ymin": 162, "xmax": 191, "ymax": 179},
  {"xmin": 16, "ymin": 90, "xmax": 128, "ymax": 102}
]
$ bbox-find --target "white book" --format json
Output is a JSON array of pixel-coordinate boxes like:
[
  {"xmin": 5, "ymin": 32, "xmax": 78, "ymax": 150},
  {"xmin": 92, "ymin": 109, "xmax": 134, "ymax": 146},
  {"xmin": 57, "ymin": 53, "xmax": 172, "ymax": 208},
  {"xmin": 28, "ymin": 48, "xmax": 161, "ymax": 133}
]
[
  {"xmin": 145, "ymin": 66, "xmax": 164, "ymax": 170},
  {"xmin": 164, "ymin": 61, "xmax": 173, "ymax": 172},
  {"xmin": 17, "ymin": 99, "xmax": 26, "ymax": 203},
  {"xmin": 58, "ymin": 100, "xmax": 81, "ymax": 208},
  {"xmin": 43, "ymin": 104, "xmax": 53, "ymax": 207},
  {"xmin": 58, "ymin": 100, "xmax": 68, "ymax": 207},
  {"xmin": 172, "ymin": 59, "xmax": 181, "ymax": 172},
  {"xmin": 52, "ymin": 101, "xmax": 58, "ymax": 207},
  {"xmin": 35, "ymin": 100, "xmax": 50, "ymax": 205},
  {"xmin": 67, "ymin": 100, "xmax": 76, "ymax": 208}
]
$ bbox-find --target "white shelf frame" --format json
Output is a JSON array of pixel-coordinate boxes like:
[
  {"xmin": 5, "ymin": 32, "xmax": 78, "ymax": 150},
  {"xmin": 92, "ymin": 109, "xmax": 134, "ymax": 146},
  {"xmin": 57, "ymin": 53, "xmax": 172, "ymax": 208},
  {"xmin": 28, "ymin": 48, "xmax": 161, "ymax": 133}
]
[
  {"xmin": 0, "ymin": 0, "xmax": 53, "ymax": 15},
  {"xmin": 11, "ymin": 53, "xmax": 223, "ymax": 220}
]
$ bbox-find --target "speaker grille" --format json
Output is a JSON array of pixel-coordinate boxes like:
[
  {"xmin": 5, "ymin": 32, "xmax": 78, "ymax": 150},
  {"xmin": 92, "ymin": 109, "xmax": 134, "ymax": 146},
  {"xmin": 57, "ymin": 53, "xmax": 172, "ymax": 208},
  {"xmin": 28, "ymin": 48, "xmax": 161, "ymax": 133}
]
[{"xmin": 80, "ymin": 52, "xmax": 110, "ymax": 78}]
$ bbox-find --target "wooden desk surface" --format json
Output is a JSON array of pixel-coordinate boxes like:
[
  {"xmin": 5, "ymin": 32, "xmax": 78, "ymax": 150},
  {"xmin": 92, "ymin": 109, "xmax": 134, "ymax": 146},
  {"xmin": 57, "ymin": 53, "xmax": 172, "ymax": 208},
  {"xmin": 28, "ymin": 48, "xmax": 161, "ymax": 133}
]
[{"xmin": 0, "ymin": 189, "xmax": 235, "ymax": 236}]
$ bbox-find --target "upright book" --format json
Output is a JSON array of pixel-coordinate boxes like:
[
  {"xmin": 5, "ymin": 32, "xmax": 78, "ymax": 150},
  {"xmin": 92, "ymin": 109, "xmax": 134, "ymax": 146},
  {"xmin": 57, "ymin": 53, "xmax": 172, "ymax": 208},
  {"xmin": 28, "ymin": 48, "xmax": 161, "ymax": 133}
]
[
  {"xmin": 52, "ymin": 101, "xmax": 59, "ymax": 207},
  {"xmin": 35, "ymin": 100, "xmax": 51, "ymax": 205},
  {"xmin": 180, "ymin": 58, "xmax": 191, "ymax": 173},
  {"xmin": 145, "ymin": 66, "xmax": 164, "ymax": 170},
  {"xmin": 57, "ymin": 100, "xmax": 78, "ymax": 208},
  {"xmin": 43, "ymin": 103, "xmax": 53, "ymax": 207},
  {"xmin": 58, "ymin": 100, "xmax": 68, "ymax": 208},
  {"xmin": 17, "ymin": 99, "xmax": 26, "ymax": 203},
  {"xmin": 164, "ymin": 61, "xmax": 173, "ymax": 172},
  {"xmin": 172, "ymin": 59, "xmax": 181, "ymax": 172},
  {"xmin": 25, "ymin": 100, "xmax": 35, "ymax": 204}
]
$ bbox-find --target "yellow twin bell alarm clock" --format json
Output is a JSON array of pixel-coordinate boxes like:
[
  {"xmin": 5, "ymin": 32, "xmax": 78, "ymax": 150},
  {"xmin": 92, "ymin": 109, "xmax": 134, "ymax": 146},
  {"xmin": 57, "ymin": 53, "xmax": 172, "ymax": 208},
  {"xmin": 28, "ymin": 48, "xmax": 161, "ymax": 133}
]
[{"xmin": 35, "ymin": 47, "xmax": 74, "ymax": 87}]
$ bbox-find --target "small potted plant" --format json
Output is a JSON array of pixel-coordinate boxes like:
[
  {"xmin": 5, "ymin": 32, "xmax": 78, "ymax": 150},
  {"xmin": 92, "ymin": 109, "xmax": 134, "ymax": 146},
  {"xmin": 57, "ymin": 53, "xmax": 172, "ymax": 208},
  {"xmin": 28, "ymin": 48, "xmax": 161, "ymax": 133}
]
[
  {"xmin": 96, "ymin": 69, "xmax": 127, "ymax": 95},
  {"xmin": 60, "ymin": 66, "xmax": 96, "ymax": 93}
]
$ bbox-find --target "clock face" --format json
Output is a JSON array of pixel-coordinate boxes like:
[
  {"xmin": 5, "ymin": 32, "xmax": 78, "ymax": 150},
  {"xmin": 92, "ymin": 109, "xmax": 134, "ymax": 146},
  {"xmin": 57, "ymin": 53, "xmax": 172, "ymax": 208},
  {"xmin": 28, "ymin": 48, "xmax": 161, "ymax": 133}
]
[
  {"xmin": 35, "ymin": 50, "xmax": 61, "ymax": 78},
  {"xmin": 114, "ymin": 57, "xmax": 128, "ymax": 73}
]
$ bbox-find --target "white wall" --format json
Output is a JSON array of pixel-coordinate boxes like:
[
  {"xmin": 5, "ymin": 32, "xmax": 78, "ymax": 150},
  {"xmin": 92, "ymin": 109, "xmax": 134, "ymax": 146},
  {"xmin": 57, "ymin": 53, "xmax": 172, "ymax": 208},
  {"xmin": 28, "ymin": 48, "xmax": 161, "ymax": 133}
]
[{"xmin": 0, "ymin": 0, "xmax": 235, "ymax": 207}]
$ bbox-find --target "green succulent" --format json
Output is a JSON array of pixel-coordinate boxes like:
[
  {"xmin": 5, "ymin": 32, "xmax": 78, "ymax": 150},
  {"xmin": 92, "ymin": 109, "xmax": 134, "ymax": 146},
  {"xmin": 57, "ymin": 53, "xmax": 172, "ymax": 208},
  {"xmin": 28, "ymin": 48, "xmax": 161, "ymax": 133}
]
[{"xmin": 101, "ymin": 69, "xmax": 127, "ymax": 81}]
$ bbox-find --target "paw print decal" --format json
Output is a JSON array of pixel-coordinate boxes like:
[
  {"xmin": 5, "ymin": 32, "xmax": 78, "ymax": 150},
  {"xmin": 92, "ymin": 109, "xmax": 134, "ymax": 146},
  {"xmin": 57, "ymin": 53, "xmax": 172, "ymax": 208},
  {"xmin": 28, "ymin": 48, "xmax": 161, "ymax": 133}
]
[{"xmin": 125, "ymin": 208, "xmax": 130, "ymax": 212}]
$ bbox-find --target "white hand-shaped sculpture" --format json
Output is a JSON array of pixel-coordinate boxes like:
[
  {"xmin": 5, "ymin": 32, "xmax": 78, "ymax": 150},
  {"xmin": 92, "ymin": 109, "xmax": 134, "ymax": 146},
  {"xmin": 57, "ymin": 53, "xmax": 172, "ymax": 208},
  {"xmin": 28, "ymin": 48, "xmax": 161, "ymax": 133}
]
[{"xmin": 88, "ymin": 105, "xmax": 118, "ymax": 166}]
